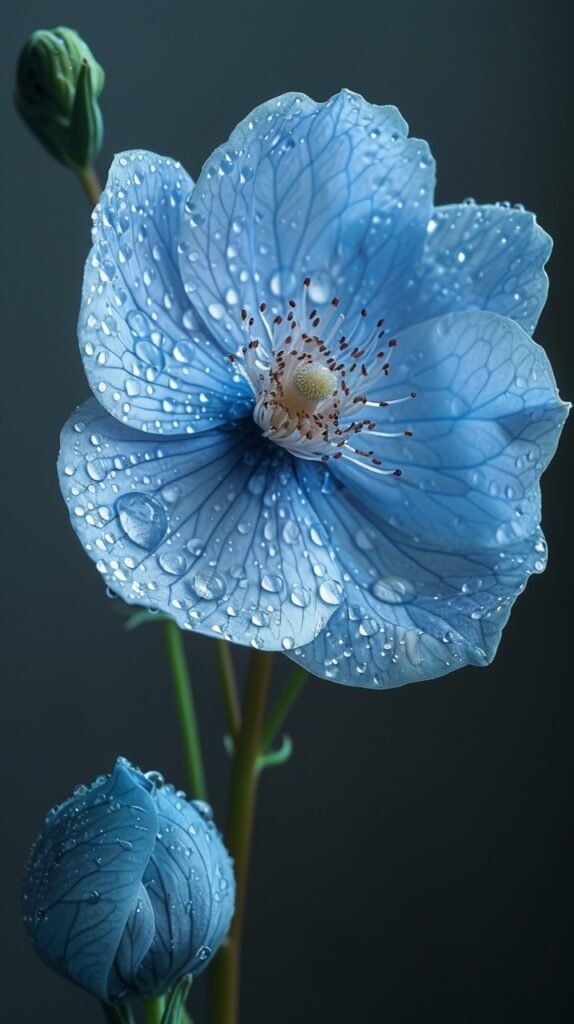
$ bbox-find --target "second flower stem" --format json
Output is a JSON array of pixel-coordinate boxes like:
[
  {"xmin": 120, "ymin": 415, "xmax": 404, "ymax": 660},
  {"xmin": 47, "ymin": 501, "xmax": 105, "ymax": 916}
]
[
  {"xmin": 142, "ymin": 996, "xmax": 165, "ymax": 1024},
  {"xmin": 164, "ymin": 620, "xmax": 207, "ymax": 801},
  {"xmin": 209, "ymin": 649, "xmax": 274, "ymax": 1024},
  {"xmin": 214, "ymin": 639, "xmax": 241, "ymax": 741}
]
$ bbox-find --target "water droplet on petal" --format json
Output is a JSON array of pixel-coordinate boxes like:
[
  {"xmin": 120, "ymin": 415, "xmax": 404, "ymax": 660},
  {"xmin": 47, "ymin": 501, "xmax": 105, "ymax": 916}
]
[
  {"xmin": 261, "ymin": 574, "xmax": 283, "ymax": 593},
  {"xmin": 191, "ymin": 570, "xmax": 226, "ymax": 600},
  {"xmin": 290, "ymin": 584, "xmax": 311, "ymax": 608},
  {"xmin": 185, "ymin": 537, "xmax": 204, "ymax": 557},
  {"xmin": 281, "ymin": 520, "xmax": 300, "ymax": 544},
  {"xmin": 192, "ymin": 800, "xmax": 213, "ymax": 821},
  {"xmin": 116, "ymin": 493, "xmax": 167, "ymax": 549},
  {"xmin": 208, "ymin": 303, "xmax": 225, "ymax": 321},
  {"xmin": 269, "ymin": 269, "xmax": 297, "ymax": 296},
  {"xmin": 358, "ymin": 616, "xmax": 378, "ymax": 637},
  {"xmin": 319, "ymin": 579, "xmax": 343, "ymax": 606},
  {"xmin": 145, "ymin": 770, "xmax": 165, "ymax": 787},
  {"xmin": 158, "ymin": 551, "xmax": 188, "ymax": 576}
]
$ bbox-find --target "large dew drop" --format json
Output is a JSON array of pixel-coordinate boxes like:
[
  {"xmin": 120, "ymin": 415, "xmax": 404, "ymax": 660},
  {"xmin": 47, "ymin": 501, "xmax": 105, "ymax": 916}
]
[{"xmin": 115, "ymin": 493, "xmax": 167, "ymax": 550}]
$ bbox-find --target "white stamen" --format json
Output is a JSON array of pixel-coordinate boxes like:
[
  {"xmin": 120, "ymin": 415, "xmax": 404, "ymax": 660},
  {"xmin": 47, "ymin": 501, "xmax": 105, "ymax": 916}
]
[{"xmin": 232, "ymin": 282, "xmax": 413, "ymax": 477}]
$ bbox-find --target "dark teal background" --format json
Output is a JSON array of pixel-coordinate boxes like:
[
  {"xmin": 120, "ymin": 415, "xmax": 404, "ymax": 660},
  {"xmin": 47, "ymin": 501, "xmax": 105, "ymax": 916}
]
[{"xmin": 2, "ymin": 1, "xmax": 573, "ymax": 1021}]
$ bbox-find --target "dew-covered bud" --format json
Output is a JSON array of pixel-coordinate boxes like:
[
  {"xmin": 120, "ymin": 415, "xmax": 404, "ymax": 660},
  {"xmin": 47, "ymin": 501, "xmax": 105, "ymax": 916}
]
[
  {"xmin": 15, "ymin": 26, "xmax": 105, "ymax": 170},
  {"xmin": 22, "ymin": 758, "xmax": 235, "ymax": 1003}
]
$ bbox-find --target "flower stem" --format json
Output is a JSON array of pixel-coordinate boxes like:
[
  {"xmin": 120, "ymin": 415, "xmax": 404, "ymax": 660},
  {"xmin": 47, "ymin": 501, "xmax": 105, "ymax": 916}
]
[
  {"xmin": 260, "ymin": 667, "xmax": 308, "ymax": 753},
  {"xmin": 142, "ymin": 996, "xmax": 165, "ymax": 1024},
  {"xmin": 214, "ymin": 639, "xmax": 241, "ymax": 741},
  {"xmin": 164, "ymin": 620, "xmax": 207, "ymax": 801},
  {"xmin": 77, "ymin": 162, "xmax": 101, "ymax": 206},
  {"xmin": 208, "ymin": 649, "xmax": 274, "ymax": 1024},
  {"xmin": 100, "ymin": 1002, "xmax": 135, "ymax": 1024}
]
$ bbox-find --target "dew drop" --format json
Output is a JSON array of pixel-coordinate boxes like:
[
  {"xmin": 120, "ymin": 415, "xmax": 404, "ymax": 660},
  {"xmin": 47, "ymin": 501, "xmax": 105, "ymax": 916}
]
[
  {"xmin": 261, "ymin": 574, "xmax": 283, "ymax": 593},
  {"xmin": 158, "ymin": 551, "xmax": 188, "ymax": 576},
  {"xmin": 191, "ymin": 570, "xmax": 226, "ymax": 600},
  {"xmin": 269, "ymin": 269, "xmax": 297, "ymax": 297},
  {"xmin": 290, "ymin": 584, "xmax": 311, "ymax": 608},
  {"xmin": 281, "ymin": 520, "xmax": 300, "ymax": 544},
  {"xmin": 116, "ymin": 493, "xmax": 167, "ymax": 549},
  {"xmin": 307, "ymin": 275, "xmax": 332, "ymax": 305},
  {"xmin": 319, "ymin": 579, "xmax": 343, "ymax": 606},
  {"xmin": 208, "ymin": 303, "xmax": 225, "ymax": 321},
  {"xmin": 309, "ymin": 523, "xmax": 328, "ymax": 547},
  {"xmin": 127, "ymin": 310, "xmax": 152, "ymax": 338},
  {"xmin": 358, "ymin": 616, "xmax": 378, "ymax": 637},
  {"xmin": 251, "ymin": 611, "xmax": 270, "ymax": 627},
  {"xmin": 185, "ymin": 537, "xmax": 204, "ymax": 557},
  {"xmin": 86, "ymin": 458, "xmax": 108, "ymax": 482},
  {"xmin": 192, "ymin": 800, "xmax": 213, "ymax": 821},
  {"xmin": 145, "ymin": 770, "xmax": 165, "ymax": 787}
]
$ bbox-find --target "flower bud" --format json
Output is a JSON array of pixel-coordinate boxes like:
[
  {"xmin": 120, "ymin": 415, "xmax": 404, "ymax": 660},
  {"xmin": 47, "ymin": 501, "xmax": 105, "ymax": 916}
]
[
  {"xmin": 22, "ymin": 758, "xmax": 235, "ymax": 1003},
  {"xmin": 15, "ymin": 26, "xmax": 105, "ymax": 170}
]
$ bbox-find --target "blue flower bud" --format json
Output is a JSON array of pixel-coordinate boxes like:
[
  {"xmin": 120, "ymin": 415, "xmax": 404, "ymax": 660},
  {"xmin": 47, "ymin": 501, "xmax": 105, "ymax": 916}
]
[
  {"xmin": 15, "ymin": 26, "xmax": 104, "ymax": 170},
  {"xmin": 22, "ymin": 758, "xmax": 235, "ymax": 1003}
]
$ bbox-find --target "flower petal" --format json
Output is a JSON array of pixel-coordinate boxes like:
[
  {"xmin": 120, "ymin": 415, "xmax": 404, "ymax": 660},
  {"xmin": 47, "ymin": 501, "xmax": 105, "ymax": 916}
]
[
  {"xmin": 22, "ymin": 758, "xmax": 157, "ymax": 1001},
  {"xmin": 58, "ymin": 400, "xmax": 342, "ymax": 650},
  {"xmin": 396, "ymin": 202, "xmax": 552, "ymax": 334},
  {"xmin": 179, "ymin": 89, "xmax": 434, "ymax": 347},
  {"xmin": 331, "ymin": 311, "xmax": 568, "ymax": 550},
  {"xmin": 80, "ymin": 150, "xmax": 252, "ymax": 435},
  {"xmin": 109, "ymin": 883, "xmax": 155, "ymax": 998},
  {"xmin": 135, "ymin": 791, "xmax": 234, "ymax": 994},
  {"xmin": 287, "ymin": 464, "xmax": 550, "ymax": 688}
]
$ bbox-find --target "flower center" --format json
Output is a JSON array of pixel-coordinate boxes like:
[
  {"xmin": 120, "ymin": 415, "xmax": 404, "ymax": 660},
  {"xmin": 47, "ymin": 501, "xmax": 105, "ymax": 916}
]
[
  {"xmin": 228, "ymin": 278, "xmax": 415, "ymax": 475},
  {"xmin": 292, "ymin": 363, "xmax": 337, "ymax": 403}
]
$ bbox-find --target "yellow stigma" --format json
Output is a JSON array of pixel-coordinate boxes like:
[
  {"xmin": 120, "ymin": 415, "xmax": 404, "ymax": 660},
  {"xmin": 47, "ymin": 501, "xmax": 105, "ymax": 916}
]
[{"xmin": 293, "ymin": 363, "xmax": 337, "ymax": 402}]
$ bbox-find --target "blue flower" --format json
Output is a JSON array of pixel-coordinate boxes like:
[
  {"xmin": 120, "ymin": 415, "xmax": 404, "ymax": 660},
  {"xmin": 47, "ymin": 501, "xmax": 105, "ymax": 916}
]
[
  {"xmin": 58, "ymin": 90, "xmax": 568, "ymax": 688},
  {"xmin": 22, "ymin": 758, "xmax": 235, "ymax": 1001}
]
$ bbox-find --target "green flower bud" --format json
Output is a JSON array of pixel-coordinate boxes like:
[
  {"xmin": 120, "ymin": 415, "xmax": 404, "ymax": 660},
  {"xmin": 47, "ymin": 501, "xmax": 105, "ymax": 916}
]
[{"xmin": 15, "ymin": 27, "xmax": 105, "ymax": 170}]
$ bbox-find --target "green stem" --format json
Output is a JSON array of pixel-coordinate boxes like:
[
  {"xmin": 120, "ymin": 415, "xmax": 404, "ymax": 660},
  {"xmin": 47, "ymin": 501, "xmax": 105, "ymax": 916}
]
[
  {"xmin": 77, "ymin": 162, "xmax": 101, "ymax": 206},
  {"xmin": 100, "ymin": 1002, "xmax": 135, "ymax": 1024},
  {"xmin": 164, "ymin": 620, "xmax": 207, "ymax": 801},
  {"xmin": 208, "ymin": 650, "xmax": 275, "ymax": 1024},
  {"xmin": 142, "ymin": 996, "xmax": 165, "ymax": 1024},
  {"xmin": 214, "ymin": 639, "xmax": 241, "ymax": 741},
  {"xmin": 260, "ymin": 667, "xmax": 308, "ymax": 753}
]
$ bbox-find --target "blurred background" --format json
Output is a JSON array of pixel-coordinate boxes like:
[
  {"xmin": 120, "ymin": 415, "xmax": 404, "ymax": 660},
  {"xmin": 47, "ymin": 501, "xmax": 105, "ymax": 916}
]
[{"xmin": 2, "ymin": 1, "xmax": 573, "ymax": 1021}]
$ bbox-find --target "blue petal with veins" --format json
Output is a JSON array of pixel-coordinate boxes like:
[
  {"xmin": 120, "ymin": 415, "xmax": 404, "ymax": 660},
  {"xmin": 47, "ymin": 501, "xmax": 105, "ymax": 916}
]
[
  {"xmin": 79, "ymin": 151, "xmax": 252, "ymax": 435},
  {"xmin": 22, "ymin": 758, "xmax": 157, "ymax": 1000},
  {"xmin": 399, "ymin": 202, "xmax": 552, "ymax": 336},
  {"xmin": 330, "ymin": 310, "xmax": 568, "ymax": 550},
  {"xmin": 59, "ymin": 399, "xmax": 342, "ymax": 650},
  {"xmin": 179, "ymin": 89, "xmax": 434, "ymax": 341},
  {"xmin": 288, "ymin": 463, "xmax": 552, "ymax": 687}
]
